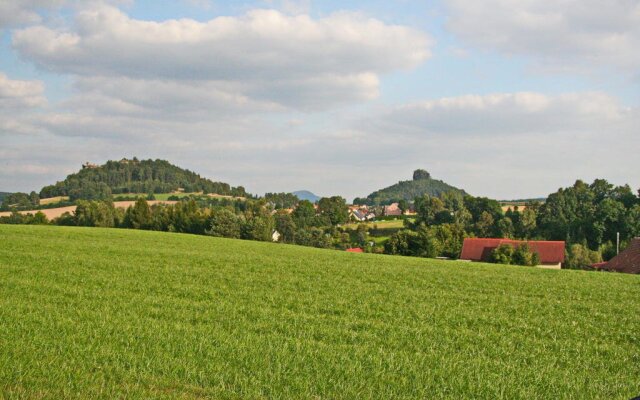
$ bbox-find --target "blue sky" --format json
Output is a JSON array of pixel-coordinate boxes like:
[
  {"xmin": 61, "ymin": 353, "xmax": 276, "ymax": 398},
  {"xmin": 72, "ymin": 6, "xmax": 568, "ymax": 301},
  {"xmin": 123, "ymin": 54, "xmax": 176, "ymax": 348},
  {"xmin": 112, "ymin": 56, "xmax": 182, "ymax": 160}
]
[{"xmin": 1, "ymin": 0, "xmax": 638, "ymax": 200}]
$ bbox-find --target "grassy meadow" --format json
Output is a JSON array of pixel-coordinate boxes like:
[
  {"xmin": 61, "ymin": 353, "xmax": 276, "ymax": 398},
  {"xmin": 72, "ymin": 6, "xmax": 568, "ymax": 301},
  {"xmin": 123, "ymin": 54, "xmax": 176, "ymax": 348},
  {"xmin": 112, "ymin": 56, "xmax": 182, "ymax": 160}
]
[{"xmin": 1, "ymin": 225, "xmax": 639, "ymax": 399}]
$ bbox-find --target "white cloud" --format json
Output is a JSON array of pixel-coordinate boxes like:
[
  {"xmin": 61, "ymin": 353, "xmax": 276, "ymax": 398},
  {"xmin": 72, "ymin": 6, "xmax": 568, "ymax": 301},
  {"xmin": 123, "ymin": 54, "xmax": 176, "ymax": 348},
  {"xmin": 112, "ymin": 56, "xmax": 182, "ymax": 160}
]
[
  {"xmin": 0, "ymin": 0, "xmax": 66, "ymax": 29},
  {"xmin": 444, "ymin": 0, "xmax": 640, "ymax": 72},
  {"xmin": 368, "ymin": 92, "xmax": 630, "ymax": 136},
  {"xmin": 2, "ymin": 90, "xmax": 638, "ymax": 199},
  {"xmin": 352, "ymin": 91, "xmax": 639, "ymax": 199},
  {"xmin": 0, "ymin": 72, "xmax": 47, "ymax": 110},
  {"xmin": 12, "ymin": 5, "xmax": 430, "ymax": 110}
]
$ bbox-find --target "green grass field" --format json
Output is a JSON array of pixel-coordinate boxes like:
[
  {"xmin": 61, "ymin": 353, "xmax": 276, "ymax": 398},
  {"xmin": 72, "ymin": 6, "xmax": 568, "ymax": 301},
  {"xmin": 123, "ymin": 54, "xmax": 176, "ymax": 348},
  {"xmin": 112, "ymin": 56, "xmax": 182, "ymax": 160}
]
[{"xmin": 1, "ymin": 225, "xmax": 639, "ymax": 399}]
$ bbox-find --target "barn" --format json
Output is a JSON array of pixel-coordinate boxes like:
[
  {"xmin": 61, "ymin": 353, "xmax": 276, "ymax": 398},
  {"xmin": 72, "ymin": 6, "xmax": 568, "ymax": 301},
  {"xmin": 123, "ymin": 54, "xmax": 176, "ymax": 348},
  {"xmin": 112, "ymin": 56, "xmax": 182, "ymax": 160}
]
[{"xmin": 460, "ymin": 238, "xmax": 565, "ymax": 268}]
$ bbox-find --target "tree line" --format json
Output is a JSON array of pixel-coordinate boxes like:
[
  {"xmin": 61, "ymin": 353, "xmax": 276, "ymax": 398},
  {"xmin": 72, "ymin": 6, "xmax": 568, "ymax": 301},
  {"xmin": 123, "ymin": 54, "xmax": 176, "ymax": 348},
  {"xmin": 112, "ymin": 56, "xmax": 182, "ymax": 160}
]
[
  {"xmin": 1, "ymin": 196, "xmax": 357, "ymax": 250},
  {"xmin": 3, "ymin": 177, "xmax": 639, "ymax": 269}
]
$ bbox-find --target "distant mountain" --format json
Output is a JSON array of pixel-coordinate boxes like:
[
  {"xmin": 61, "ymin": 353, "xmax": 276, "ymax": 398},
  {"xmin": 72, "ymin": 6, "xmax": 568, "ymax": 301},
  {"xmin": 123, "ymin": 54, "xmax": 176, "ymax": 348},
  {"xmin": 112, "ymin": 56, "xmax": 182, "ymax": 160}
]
[
  {"xmin": 39, "ymin": 158, "xmax": 248, "ymax": 201},
  {"xmin": 292, "ymin": 190, "xmax": 321, "ymax": 203},
  {"xmin": 354, "ymin": 169, "xmax": 466, "ymax": 205}
]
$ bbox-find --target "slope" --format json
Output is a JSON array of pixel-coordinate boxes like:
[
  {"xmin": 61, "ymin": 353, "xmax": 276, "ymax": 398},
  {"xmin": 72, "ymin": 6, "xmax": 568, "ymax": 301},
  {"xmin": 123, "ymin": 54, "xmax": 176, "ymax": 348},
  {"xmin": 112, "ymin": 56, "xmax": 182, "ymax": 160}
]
[{"xmin": 0, "ymin": 225, "xmax": 638, "ymax": 399}]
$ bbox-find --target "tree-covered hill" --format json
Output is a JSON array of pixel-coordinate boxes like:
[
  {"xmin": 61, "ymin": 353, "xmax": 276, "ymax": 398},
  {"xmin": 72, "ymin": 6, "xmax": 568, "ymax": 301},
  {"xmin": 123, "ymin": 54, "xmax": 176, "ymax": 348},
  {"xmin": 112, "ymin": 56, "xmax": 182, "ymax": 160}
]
[
  {"xmin": 354, "ymin": 169, "xmax": 466, "ymax": 205},
  {"xmin": 0, "ymin": 192, "xmax": 11, "ymax": 205},
  {"xmin": 39, "ymin": 158, "xmax": 248, "ymax": 201}
]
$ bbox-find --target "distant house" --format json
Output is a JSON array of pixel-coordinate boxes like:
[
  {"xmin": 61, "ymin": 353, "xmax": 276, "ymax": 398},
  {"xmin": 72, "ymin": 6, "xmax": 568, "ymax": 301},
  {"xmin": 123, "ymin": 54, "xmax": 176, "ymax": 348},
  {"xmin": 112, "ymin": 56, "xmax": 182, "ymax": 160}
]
[
  {"xmin": 403, "ymin": 204, "xmax": 417, "ymax": 216},
  {"xmin": 82, "ymin": 161, "xmax": 98, "ymax": 169},
  {"xmin": 349, "ymin": 210, "xmax": 366, "ymax": 222},
  {"xmin": 598, "ymin": 238, "xmax": 640, "ymax": 274},
  {"xmin": 346, "ymin": 248, "xmax": 363, "ymax": 253},
  {"xmin": 460, "ymin": 238, "xmax": 565, "ymax": 268},
  {"xmin": 384, "ymin": 203, "xmax": 402, "ymax": 216}
]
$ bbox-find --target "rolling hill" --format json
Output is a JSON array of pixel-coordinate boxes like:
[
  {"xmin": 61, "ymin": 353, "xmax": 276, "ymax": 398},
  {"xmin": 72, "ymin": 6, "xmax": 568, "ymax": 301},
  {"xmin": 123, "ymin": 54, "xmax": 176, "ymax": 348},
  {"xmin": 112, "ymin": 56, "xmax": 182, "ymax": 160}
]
[
  {"xmin": 1, "ymin": 224, "xmax": 638, "ymax": 398},
  {"xmin": 355, "ymin": 169, "xmax": 466, "ymax": 205},
  {"xmin": 38, "ymin": 158, "xmax": 247, "ymax": 201}
]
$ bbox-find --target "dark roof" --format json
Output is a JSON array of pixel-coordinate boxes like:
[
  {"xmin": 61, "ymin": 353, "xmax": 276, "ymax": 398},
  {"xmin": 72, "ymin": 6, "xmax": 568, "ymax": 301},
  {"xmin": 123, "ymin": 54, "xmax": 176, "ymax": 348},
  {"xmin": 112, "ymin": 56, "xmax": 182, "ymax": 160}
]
[
  {"xmin": 601, "ymin": 238, "xmax": 640, "ymax": 274},
  {"xmin": 460, "ymin": 238, "xmax": 565, "ymax": 264}
]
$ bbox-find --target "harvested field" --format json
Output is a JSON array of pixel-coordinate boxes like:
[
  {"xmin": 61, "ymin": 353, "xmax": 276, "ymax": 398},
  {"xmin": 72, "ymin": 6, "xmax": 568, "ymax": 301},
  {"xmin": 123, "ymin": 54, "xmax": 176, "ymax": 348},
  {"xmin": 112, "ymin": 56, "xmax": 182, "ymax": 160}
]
[{"xmin": 0, "ymin": 201, "xmax": 177, "ymax": 220}]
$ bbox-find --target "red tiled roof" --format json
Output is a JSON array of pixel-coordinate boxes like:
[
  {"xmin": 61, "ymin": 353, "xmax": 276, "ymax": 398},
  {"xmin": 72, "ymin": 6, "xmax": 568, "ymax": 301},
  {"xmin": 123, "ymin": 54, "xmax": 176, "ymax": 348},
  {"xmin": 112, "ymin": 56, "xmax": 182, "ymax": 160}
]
[
  {"xmin": 460, "ymin": 238, "xmax": 565, "ymax": 265},
  {"xmin": 346, "ymin": 248, "xmax": 364, "ymax": 253},
  {"xmin": 601, "ymin": 238, "xmax": 640, "ymax": 274}
]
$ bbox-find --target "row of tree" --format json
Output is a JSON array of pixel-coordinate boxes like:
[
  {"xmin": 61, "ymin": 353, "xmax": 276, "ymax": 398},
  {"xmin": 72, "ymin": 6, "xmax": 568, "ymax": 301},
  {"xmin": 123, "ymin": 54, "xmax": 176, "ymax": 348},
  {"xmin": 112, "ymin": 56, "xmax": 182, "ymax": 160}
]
[
  {"xmin": 1, "ymin": 195, "xmax": 357, "ymax": 250},
  {"xmin": 3, "ymin": 177, "xmax": 639, "ymax": 269}
]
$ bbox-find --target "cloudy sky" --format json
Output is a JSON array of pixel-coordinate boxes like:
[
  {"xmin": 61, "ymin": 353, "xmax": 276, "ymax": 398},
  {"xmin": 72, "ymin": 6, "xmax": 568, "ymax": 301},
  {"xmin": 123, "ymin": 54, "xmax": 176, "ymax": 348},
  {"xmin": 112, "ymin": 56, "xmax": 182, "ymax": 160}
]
[{"xmin": 1, "ymin": 0, "xmax": 638, "ymax": 201}]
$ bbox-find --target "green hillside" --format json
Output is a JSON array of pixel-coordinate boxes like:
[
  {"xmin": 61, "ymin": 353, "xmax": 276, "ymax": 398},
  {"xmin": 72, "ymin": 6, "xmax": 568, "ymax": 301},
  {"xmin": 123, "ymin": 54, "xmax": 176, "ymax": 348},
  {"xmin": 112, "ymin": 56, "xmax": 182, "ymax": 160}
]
[
  {"xmin": 1, "ymin": 225, "xmax": 638, "ymax": 398},
  {"xmin": 39, "ymin": 158, "xmax": 247, "ymax": 201},
  {"xmin": 355, "ymin": 169, "xmax": 466, "ymax": 205}
]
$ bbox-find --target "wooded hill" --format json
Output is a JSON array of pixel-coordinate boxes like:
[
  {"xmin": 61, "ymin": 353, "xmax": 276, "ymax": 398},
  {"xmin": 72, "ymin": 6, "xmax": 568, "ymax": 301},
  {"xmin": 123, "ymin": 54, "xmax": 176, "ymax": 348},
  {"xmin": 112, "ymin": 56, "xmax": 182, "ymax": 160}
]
[
  {"xmin": 39, "ymin": 158, "xmax": 248, "ymax": 201},
  {"xmin": 0, "ymin": 192, "xmax": 12, "ymax": 206},
  {"xmin": 354, "ymin": 169, "xmax": 466, "ymax": 205}
]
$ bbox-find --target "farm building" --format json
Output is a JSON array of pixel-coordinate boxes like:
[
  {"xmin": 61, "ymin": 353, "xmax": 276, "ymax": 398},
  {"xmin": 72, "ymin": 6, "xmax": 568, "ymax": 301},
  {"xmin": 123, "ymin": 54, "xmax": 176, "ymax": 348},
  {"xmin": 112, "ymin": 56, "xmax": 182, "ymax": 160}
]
[
  {"xmin": 384, "ymin": 203, "xmax": 402, "ymax": 216},
  {"xmin": 460, "ymin": 238, "xmax": 565, "ymax": 268},
  {"xmin": 598, "ymin": 238, "xmax": 640, "ymax": 274}
]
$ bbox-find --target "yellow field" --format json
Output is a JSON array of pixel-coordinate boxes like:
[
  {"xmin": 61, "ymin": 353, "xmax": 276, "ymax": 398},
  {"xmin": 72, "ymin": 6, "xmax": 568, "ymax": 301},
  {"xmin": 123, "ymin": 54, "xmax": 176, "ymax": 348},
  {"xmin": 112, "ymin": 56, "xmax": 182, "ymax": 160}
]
[
  {"xmin": 343, "ymin": 219, "xmax": 408, "ymax": 230},
  {"xmin": 39, "ymin": 196, "xmax": 70, "ymax": 205}
]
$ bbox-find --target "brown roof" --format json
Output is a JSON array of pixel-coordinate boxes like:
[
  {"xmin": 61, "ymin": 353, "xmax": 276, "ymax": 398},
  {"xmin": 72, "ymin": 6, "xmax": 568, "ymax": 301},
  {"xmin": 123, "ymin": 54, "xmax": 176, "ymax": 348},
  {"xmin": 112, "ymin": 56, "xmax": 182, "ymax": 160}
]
[
  {"xmin": 601, "ymin": 238, "xmax": 640, "ymax": 274},
  {"xmin": 460, "ymin": 238, "xmax": 565, "ymax": 265}
]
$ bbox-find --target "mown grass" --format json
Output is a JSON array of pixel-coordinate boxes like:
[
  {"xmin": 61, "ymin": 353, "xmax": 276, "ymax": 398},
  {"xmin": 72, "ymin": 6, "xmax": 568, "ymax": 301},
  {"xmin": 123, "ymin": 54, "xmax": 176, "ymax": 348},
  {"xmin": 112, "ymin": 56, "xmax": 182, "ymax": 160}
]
[{"xmin": 0, "ymin": 225, "xmax": 639, "ymax": 399}]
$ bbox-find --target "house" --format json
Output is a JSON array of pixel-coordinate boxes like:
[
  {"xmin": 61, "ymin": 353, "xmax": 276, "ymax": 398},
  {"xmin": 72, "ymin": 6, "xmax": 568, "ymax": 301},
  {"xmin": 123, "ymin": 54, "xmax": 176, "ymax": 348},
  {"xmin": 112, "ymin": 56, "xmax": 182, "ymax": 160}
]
[
  {"xmin": 82, "ymin": 161, "xmax": 98, "ymax": 169},
  {"xmin": 346, "ymin": 248, "xmax": 364, "ymax": 253},
  {"xmin": 460, "ymin": 238, "xmax": 565, "ymax": 268},
  {"xmin": 598, "ymin": 238, "xmax": 640, "ymax": 274},
  {"xmin": 384, "ymin": 203, "xmax": 402, "ymax": 216},
  {"xmin": 349, "ymin": 210, "xmax": 366, "ymax": 222}
]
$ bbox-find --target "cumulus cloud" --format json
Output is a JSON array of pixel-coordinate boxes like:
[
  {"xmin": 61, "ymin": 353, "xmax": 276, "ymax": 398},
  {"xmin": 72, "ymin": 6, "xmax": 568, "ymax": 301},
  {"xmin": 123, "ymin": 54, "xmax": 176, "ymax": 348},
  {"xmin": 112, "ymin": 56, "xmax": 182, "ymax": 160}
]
[
  {"xmin": 0, "ymin": 0, "xmax": 67, "ymax": 29},
  {"xmin": 444, "ymin": 0, "xmax": 640, "ymax": 72},
  {"xmin": 0, "ymin": 72, "xmax": 47, "ymax": 110},
  {"xmin": 12, "ymin": 5, "xmax": 430, "ymax": 110}
]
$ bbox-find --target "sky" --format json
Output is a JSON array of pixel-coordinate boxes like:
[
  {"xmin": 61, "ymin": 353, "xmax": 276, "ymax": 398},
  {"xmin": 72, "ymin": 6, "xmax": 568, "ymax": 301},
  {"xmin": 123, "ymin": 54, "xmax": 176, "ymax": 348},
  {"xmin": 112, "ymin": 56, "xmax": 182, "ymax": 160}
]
[{"xmin": 1, "ymin": 0, "xmax": 639, "ymax": 201}]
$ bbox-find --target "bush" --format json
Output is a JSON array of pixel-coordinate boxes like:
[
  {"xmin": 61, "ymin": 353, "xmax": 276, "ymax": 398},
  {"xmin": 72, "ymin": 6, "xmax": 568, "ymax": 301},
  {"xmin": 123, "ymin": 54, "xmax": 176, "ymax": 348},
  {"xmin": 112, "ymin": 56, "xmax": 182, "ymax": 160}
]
[
  {"xmin": 490, "ymin": 244, "xmax": 514, "ymax": 264},
  {"xmin": 565, "ymin": 243, "xmax": 602, "ymax": 269}
]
